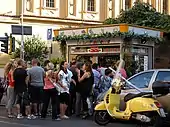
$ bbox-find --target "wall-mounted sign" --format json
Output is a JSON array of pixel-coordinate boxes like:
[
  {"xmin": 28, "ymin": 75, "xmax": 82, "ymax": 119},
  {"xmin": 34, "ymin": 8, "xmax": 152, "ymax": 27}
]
[
  {"xmin": 70, "ymin": 47, "xmax": 86, "ymax": 53},
  {"xmin": 88, "ymin": 26, "xmax": 119, "ymax": 35},
  {"xmin": 47, "ymin": 28, "xmax": 52, "ymax": 40},
  {"xmin": 70, "ymin": 46, "xmax": 120, "ymax": 54},
  {"xmin": 77, "ymin": 40, "xmax": 111, "ymax": 45},
  {"xmin": 144, "ymin": 56, "xmax": 148, "ymax": 71},
  {"xmin": 103, "ymin": 47, "xmax": 120, "ymax": 52},
  {"xmin": 12, "ymin": 25, "xmax": 32, "ymax": 35},
  {"xmin": 87, "ymin": 48, "xmax": 102, "ymax": 52},
  {"xmin": 132, "ymin": 47, "xmax": 148, "ymax": 54}
]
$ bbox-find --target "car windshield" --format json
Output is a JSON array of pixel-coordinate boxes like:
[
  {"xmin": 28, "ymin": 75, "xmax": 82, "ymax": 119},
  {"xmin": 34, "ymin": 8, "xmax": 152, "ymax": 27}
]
[{"xmin": 127, "ymin": 71, "xmax": 154, "ymax": 88}]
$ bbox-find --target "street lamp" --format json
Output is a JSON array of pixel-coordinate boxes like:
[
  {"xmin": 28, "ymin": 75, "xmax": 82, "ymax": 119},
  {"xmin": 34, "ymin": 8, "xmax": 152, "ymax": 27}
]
[{"xmin": 20, "ymin": 0, "xmax": 25, "ymax": 60}]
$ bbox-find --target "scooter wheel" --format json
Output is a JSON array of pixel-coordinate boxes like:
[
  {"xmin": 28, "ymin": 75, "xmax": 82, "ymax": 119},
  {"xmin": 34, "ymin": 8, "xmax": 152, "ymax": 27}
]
[{"xmin": 94, "ymin": 111, "xmax": 110, "ymax": 126}]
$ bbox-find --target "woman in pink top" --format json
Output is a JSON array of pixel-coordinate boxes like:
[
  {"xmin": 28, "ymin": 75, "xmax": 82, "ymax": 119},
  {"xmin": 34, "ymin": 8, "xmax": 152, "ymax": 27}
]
[
  {"xmin": 115, "ymin": 60, "xmax": 127, "ymax": 79},
  {"xmin": 41, "ymin": 70, "xmax": 60, "ymax": 120}
]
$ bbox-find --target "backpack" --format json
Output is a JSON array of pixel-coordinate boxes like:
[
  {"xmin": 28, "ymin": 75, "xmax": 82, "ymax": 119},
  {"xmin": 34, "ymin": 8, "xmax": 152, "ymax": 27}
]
[
  {"xmin": 98, "ymin": 76, "xmax": 112, "ymax": 93},
  {"xmin": 94, "ymin": 76, "xmax": 105, "ymax": 93}
]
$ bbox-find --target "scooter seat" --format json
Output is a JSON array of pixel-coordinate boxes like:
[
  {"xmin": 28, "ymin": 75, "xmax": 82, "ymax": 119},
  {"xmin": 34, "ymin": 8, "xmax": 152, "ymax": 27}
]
[{"xmin": 124, "ymin": 92, "xmax": 152, "ymax": 102}]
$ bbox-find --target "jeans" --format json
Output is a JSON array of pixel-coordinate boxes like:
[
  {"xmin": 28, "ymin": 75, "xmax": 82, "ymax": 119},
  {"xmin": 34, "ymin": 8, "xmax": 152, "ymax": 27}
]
[
  {"xmin": 75, "ymin": 92, "xmax": 81, "ymax": 115},
  {"xmin": 6, "ymin": 87, "xmax": 15, "ymax": 109}
]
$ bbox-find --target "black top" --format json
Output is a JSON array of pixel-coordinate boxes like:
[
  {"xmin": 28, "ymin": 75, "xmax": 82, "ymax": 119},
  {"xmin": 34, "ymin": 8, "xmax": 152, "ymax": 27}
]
[
  {"xmin": 76, "ymin": 70, "xmax": 84, "ymax": 93},
  {"xmin": 80, "ymin": 72, "xmax": 94, "ymax": 96},
  {"xmin": 13, "ymin": 68, "xmax": 28, "ymax": 94},
  {"xmin": 69, "ymin": 67, "xmax": 77, "ymax": 93}
]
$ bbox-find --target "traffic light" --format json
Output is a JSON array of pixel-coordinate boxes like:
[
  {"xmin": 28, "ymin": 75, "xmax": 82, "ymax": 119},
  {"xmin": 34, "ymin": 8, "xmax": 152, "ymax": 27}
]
[
  {"xmin": 0, "ymin": 37, "xmax": 8, "ymax": 54},
  {"xmin": 10, "ymin": 37, "xmax": 15, "ymax": 52}
]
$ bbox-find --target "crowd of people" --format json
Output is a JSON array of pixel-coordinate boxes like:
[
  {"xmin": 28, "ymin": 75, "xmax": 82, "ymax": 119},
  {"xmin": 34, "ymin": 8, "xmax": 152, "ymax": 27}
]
[{"xmin": 0, "ymin": 58, "xmax": 127, "ymax": 121}]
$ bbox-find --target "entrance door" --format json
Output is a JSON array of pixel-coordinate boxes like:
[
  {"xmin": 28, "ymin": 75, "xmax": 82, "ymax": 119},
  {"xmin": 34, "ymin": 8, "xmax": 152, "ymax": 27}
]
[
  {"xmin": 132, "ymin": 46, "xmax": 153, "ymax": 72},
  {"xmin": 133, "ymin": 54, "xmax": 149, "ymax": 72}
]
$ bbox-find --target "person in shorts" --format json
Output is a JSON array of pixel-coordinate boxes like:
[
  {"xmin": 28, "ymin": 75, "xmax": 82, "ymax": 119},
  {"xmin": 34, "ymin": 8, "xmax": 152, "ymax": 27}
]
[
  {"xmin": 13, "ymin": 59, "xmax": 34, "ymax": 119},
  {"xmin": 58, "ymin": 61, "xmax": 71, "ymax": 119},
  {"xmin": 27, "ymin": 58, "xmax": 45, "ymax": 116}
]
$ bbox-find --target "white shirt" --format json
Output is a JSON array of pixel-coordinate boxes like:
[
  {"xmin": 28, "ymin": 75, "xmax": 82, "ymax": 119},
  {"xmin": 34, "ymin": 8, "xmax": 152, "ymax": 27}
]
[
  {"xmin": 67, "ymin": 69, "xmax": 73, "ymax": 82},
  {"xmin": 58, "ymin": 70, "xmax": 70, "ymax": 93}
]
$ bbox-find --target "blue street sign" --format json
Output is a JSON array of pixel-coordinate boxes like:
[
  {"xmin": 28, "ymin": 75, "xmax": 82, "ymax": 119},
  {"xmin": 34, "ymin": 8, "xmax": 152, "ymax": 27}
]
[{"xmin": 47, "ymin": 28, "xmax": 52, "ymax": 40}]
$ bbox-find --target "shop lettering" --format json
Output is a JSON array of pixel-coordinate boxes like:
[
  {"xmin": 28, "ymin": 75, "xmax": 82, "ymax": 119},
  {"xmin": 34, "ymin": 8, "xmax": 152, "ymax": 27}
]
[
  {"xmin": 88, "ymin": 48, "xmax": 102, "ymax": 52},
  {"xmin": 103, "ymin": 48, "xmax": 120, "ymax": 52},
  {"xmin": 77, "ymin": 40, "xmax": 110, "ymax": 45}
]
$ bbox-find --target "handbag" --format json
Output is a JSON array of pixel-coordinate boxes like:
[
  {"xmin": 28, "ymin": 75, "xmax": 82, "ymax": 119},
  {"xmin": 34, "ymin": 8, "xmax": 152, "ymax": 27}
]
[{"xmin": 48, "ymin": 78, "xmax": 64, "ymax": 93}]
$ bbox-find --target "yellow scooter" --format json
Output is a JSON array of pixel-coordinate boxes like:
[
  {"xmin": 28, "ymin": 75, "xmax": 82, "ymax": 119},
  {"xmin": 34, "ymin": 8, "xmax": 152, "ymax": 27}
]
[{"xmin": 94, "ymin": 61, "xmax": 167, "ymax": 127}]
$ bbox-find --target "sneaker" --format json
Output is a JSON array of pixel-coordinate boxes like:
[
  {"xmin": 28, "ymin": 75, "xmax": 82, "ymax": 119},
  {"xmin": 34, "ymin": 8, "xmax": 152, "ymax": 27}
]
[
  {"xmin": 8, "ymin": 114, "xmax": 15, "ymax": 118},
  {"xmin": 61, "ymin": 115, "xmax": 69, "ymax": 119},
  {"xmin": 31, "ymin": 114, "xmax": 36, "ymax": 119},
  {"xmin": 17, "ymin": 114, "xmax": 24, "ymax": 119},
  {"xmin": 52, "ymin": 118, "xmax": 61, "ymax": 121},
  {"xmin": 27, "ymin": 115, "xmax": 32, "ymax": 120}
]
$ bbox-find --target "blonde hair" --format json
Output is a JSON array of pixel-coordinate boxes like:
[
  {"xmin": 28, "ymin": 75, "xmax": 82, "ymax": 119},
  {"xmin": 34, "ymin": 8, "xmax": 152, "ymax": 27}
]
[
  {"xmin": 4, "ymin": 61, "xmax": 15, "ymax": 77},
  {"xmin": 115, "ymin": 60, "xmax": 125, "ymax": 68},
  {"xmin": 46, "ymin": 62, "xmax": 54, "ymax": 70},
  {"xmin": 46, "ymin": 70, "xmax": 53, "ymax": 77}
]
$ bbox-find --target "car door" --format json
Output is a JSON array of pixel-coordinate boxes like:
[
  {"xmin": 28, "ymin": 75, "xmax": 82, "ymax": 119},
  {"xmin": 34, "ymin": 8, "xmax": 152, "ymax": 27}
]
[
  {"xmin": 153, "ymin": 70, "xmax": 170, "ymax": 112},
  {"xmin": 121, "ymin": 71, "xmax": 155, "ymax": 95}
]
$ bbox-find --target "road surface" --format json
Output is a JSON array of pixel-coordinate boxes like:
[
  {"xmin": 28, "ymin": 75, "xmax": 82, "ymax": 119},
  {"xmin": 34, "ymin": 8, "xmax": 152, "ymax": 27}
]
[{"xmin": 0, "ymin": 106, "xmax": 137, "ymax": 127}]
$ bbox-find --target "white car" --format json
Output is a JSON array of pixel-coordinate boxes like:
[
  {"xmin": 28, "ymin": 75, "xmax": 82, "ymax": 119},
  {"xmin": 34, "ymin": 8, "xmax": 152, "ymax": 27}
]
[{"xmin": 122, "ymin": 69, "xmax": 170, "ymax": 112}]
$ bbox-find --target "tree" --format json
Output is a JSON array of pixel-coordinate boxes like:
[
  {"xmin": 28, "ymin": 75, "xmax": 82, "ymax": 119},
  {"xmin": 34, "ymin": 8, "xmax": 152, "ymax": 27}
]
[
  {"xmin": 12, "ymin": 35, "xmax": 49, "ymax": 61},
  {"xmin": 104, "ymin": 2, "xmax": 170, "ymax": 73},
  {"xmin": 104, "ymin": 2, "xmax": 170, "ymax": 31}
]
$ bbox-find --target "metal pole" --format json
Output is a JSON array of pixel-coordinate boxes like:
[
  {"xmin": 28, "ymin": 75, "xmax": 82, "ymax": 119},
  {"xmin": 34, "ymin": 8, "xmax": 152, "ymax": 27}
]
[
  {"xmin": 20, "ymin": 0, "xmax": 25, "ymax": 60},
  {"xmin": 108, "ymin": 67, "xmax": 143, "ymax": 92}
]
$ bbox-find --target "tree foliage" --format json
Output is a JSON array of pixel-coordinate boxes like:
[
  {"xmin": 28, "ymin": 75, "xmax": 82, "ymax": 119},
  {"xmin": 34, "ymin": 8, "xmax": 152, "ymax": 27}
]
[
  {"xmin": 104, "ymin": 2, "xmax": 170, "ymax": 31},
  {"xmin": 12, "ymin": 35, "xmax": 49, "ymax": 61}
]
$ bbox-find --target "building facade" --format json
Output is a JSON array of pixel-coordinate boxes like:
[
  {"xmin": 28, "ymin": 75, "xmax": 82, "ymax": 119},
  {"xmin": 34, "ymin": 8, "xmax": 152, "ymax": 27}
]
[
  {"xmin": 0, "ymin": 0, "xmax": 168, "ymax": 60},
  {"xmin": 0, "ymin": 0, "xmax": 169, "ymax": 40}
]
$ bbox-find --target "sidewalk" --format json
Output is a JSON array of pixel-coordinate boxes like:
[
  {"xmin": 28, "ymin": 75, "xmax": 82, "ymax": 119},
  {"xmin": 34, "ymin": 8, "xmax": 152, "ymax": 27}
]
[{"xmin": 0, "ymin": 106, "xmax": 7, "ymax": 117}]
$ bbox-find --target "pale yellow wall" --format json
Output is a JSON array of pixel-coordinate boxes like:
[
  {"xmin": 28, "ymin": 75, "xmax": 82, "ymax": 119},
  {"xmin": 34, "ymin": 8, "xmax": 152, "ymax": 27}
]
[
  {"xmin": 0, "ymin": 0, "xmax": 16, "ymax": 15},
  {"xmin": 0, "ymin": 0, "xmax": 169, "ymax": 21}
]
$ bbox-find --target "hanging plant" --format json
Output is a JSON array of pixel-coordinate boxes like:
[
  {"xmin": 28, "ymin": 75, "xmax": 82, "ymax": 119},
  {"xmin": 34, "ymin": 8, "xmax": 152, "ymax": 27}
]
[{"xmin": 54, "ymin": 31, "xmax": 161, "ymax": 44}]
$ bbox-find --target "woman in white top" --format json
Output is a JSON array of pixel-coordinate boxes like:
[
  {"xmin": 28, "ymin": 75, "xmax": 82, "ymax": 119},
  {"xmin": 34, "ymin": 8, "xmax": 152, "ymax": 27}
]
[{"xmin": 58, "ymin": 61, "xmax": 70, "ymax": 119}]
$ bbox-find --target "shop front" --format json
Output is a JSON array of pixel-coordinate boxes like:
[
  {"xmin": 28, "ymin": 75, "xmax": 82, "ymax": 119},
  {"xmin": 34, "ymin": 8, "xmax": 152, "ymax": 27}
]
[
  {"xmin": 68, "ymin": 40, "xmax": 121, "ymax": 67},
  {"xmin": 54, "ymin": 24, "xmax": 163, "ymax": 72}
]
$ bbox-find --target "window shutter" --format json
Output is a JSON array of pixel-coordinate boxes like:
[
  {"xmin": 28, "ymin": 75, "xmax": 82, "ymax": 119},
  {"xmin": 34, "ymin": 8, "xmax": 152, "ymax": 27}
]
[
  {"xmin": 73, "ymin": 0, "xmax": 76, "ymax": 16},
  {"xmin": 69, "ymin": 0, "xmax": 74, "ymax": 15},
  {"xmin": 94, "ymin": 0, "xmax": 96, "ymax": 11},
  {"xmin": 26, "ymin": 0, "xmax": 33, "ymax": 12},
  {"xmin": 108, "ymin": 0, "xmax": 112, "ymax": 18}
]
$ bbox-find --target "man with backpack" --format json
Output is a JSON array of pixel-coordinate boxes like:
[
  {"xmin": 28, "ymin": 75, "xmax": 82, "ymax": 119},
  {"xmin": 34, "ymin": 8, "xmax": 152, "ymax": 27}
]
[{"xmin": 98, "ymin": 68, "xmax": 113, "ymax": 93}]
